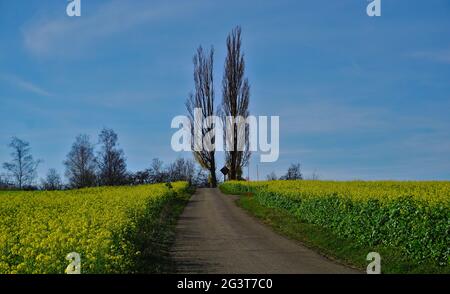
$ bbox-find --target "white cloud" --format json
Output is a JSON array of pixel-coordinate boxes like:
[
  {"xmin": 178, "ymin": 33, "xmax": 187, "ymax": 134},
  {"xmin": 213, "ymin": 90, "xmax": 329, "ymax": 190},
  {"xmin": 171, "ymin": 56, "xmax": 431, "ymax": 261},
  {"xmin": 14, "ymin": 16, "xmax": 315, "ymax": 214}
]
[
  {"xmin": 22, "ymin": 0, "xmax": 197, "ymax": 57},
  {"xmin": 0, "ymin": 74, "xmax": 52, "ymax": 97}
]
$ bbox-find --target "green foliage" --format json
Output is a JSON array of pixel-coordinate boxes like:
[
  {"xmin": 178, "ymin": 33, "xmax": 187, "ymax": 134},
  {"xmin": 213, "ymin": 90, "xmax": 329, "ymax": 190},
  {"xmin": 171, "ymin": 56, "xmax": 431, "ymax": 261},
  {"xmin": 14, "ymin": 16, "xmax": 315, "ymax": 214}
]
[{"xmin": 221, "ymin": 180, "xmax": 450, "ymax": 267}]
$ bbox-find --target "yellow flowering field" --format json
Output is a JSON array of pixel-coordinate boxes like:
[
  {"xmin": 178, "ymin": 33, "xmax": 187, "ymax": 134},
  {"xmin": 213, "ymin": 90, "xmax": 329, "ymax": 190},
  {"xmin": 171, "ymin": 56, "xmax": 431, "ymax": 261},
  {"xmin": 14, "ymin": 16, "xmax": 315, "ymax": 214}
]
[
  {"xmin": 221, "ymin": 180, "xmax": 450, "ymax": 266},
  {"xmin": 222, "ymin": 180, "xmax": 450, "ymax": 205},
  {"xmin": 0, "ymin": 182, "xmax": 188, "ymax": 274}
]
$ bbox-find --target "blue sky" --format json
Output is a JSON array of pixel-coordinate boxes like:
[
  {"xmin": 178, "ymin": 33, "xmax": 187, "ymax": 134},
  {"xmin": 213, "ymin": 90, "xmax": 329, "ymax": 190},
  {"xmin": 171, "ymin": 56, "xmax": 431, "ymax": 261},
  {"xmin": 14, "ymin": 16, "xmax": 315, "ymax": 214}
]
[{"xmin": 1, "ymin": 0, "xmax": 450, "ymax": 182}]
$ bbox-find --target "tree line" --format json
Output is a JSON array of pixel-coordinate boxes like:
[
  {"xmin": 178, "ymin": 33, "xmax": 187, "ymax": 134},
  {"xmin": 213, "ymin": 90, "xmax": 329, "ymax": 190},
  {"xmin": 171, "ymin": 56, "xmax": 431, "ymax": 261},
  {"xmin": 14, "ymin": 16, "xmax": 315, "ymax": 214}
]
[
  {"xmin": 0, "ymin": 25, "xmax": 306, "ymax": 191},
  {"xmin": 266, "ymin": 163, "xmax": 305, "ymax": 181},
  {"xmin": 0, "ymin": 128, "xmax": 209, "ymax": 191},
  {"xmin": 0, "ymin": 129, "xmax": 305, "ymax": 191}
]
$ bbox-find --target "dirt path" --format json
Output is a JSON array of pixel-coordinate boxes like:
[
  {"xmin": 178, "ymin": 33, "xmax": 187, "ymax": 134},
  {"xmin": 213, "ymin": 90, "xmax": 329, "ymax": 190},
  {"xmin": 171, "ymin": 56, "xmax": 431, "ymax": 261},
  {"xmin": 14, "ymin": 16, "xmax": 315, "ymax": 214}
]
[{"xmin": 170, "ymin": 188, "xmax": 359, "ymax": 274}]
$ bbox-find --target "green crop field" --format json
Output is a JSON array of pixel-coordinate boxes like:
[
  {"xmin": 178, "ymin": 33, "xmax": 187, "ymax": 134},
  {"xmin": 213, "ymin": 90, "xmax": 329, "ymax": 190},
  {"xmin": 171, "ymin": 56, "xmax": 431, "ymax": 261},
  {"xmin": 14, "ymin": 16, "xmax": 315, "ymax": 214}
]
[{"xmin": 221, "ymin": 180, "xmax": 450, "ymax": 271}]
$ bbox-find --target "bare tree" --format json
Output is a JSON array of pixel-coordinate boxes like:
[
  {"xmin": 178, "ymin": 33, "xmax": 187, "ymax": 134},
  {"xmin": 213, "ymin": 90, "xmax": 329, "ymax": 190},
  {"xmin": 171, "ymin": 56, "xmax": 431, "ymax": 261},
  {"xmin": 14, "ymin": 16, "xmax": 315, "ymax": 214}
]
[
  {"xmin": 41, "ymin": 168, "xmax": 62, "ymax": 190},
  {"xmin": 221, "ymin": 26, "xmax": 251, "ymax": 180},
  {"xmin": 64, "ymin": 134, "xmax": 97, "ymax": 189},
  {"xmin": 131, "ymin": 158, "xmax": 167, "ymax": 185},
  {"xmin": 266, "ymin": 171, "xmax": 278, "ymax": 181},
  {"xmin": 168, "ymin": 158, "xmax": 195, "ymax": 184},
  {"xmin": 0, "ymin": 173, "xmax": 12, "ymax": 189},
  {"xmin": 186, "ymin": 46, "xmax": 218, "ymax": 187},
  {"xmin": 2, "ymin": 137, "xmax": 41, "ymax": 189},
  {"xmin": 192, "ymin": 167, "xmax": 209, "ymax": 187},
  {"xmin": 96, "ymin": 128, "xmax": 128, "ymax": 186},
  {"xmin": 310, "ymin": 169, "xmax": 320, "ymax": 180},
  {"xmin": 280, "ymin": 163, "xmax": 303, "ymax": 180},
  {"xmin": 148, "ymin": 158, "xmax": 167, "ymax": 183},
  {"xmin": 133, "ymin": 170, "xmax": 150, "ymax": 185}
]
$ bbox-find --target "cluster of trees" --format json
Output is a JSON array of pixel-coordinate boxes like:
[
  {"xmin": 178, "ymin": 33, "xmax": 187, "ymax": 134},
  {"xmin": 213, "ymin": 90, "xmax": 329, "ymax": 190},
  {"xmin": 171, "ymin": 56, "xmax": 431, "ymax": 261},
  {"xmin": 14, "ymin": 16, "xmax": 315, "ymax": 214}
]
[
  {"xmin": 131, "ymin": 158, "xmax": 209, "ymax": 187},
  {"xmin": 0, "ymin": 26, "xmax": 309, "ymax": 191},
  {"xmin": 1, "ymin": 134, "xmax": 307, "ymax": 191},
  {"xmin": 1, "ymin": 128, "xmax": 209, "ymax": 191},
  {"xmin": 267, "ymin": 163, "xmax": 305, "ymax": 181},
  {"xmin": 63, "ymin": 129, "xmax": 127, "ymax": 189},
  {"xmin": 63, "ymin": 129, "xmax": 208, "ymax": 189},
  {"xmin": 0, "ymin": 175, "xmax": 12, "ymax": 190},
  {"xmin": 186, "ymin": 26, "xmax": 251, "ymax": 187}
]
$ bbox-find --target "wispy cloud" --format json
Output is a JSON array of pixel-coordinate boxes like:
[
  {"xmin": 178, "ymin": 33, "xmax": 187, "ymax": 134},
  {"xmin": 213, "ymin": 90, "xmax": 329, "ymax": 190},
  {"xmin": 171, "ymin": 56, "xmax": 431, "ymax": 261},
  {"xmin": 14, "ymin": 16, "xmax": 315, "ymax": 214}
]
[
  {"xmin": 0, "ymin": 74, "xmax": 52, "ymax": 97},
  {"xmin": 22, "ymin": 0, "xmax": 197, "ymax": 58},
  {"xmin": 409, "ymin": 49, "xmax": 450, "ymax": 64}
]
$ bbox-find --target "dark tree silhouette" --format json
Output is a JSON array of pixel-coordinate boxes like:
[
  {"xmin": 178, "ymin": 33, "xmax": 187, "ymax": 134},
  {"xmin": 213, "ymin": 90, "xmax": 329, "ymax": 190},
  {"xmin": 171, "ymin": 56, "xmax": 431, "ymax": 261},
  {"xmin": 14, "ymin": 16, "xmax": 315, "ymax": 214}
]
[
  {"xmin": 130, "ymin": 158, "xmax": 166, "ymax": 185},
  {"xmin": 221, "ymin": 26, "xmax": 251, "ymax": 180},
  {"xmin": 0, "ymin": 174, "xmax": 9, "ymax": 189},
  {"xmin": 186, "ymin": 46, "xmax": 218, "ymax": 187},
  {"xmin": 96, "ymin": 128, "xmax": 128, "ymax": 186},
  {"xmin": 41, "ymin": 168, "xmax": 62, "ymax": 190},
  {"xmin": 131, "ymin": 158, "xmax": 207, "ymax": 186},
  {"xmin": 2, "ymin": 137, "xmax": 41, "ymax": 189},
  {"xmin": 168, "ymin": 158, "xmax": 195, "ymax": 184},
  {"xmin": 133, "ymin": 170, "xmax": 151, "ymax": 185},
  {"xmin": 280, "ymin": 163, "xmax": 303, "ymax": 180},
  {"xmin": 64, "ymin": 134, "xmax": 97, "ymax": 189}
]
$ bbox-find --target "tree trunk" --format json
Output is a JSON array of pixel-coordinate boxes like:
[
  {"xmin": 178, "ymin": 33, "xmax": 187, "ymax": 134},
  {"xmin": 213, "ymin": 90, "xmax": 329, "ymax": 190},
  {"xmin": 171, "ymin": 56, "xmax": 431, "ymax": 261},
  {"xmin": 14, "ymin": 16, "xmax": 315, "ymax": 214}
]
[
  {"xmin": 210, "ymin": 153, "xmax": 217, "ymax": 188},
  {"xmin": 210, "ymin": 170, "xmax": 217, "ymax": 188},
  {"xmin": 230, "ymin": 124, "xmax": 238, "ymax": 180},
  {"xmin": 230, "ymin": 154, "xmax": 237, "ymax": 180}
]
